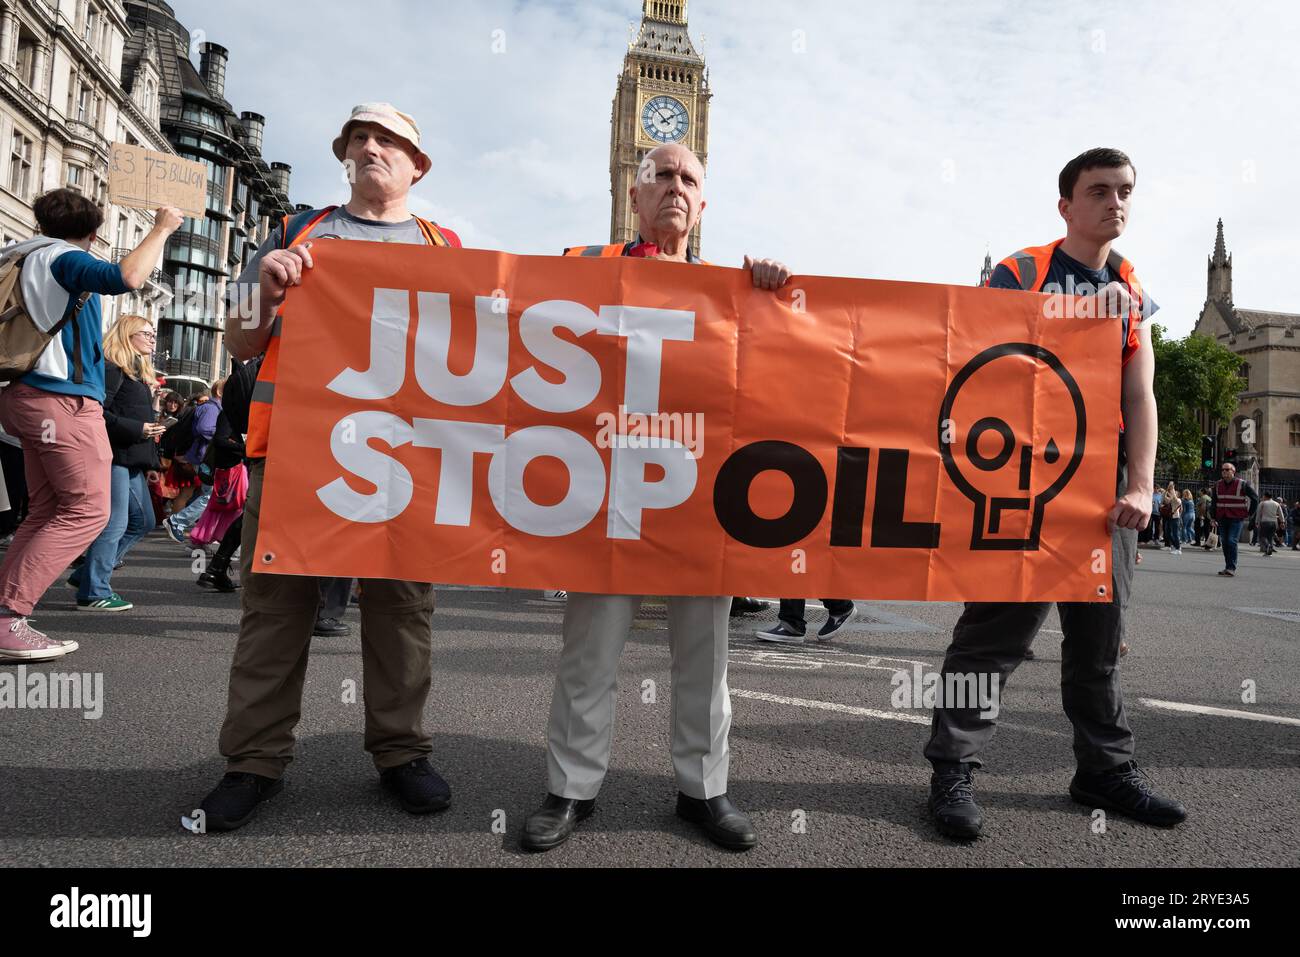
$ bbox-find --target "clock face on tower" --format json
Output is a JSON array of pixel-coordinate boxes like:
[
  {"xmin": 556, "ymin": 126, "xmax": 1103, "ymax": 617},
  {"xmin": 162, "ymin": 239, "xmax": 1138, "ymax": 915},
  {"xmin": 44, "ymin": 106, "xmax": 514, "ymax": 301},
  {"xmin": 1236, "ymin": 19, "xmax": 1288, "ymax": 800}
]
[{"xmin": 641, "ymin": 95, "xmax": 690, "ymax": 143}]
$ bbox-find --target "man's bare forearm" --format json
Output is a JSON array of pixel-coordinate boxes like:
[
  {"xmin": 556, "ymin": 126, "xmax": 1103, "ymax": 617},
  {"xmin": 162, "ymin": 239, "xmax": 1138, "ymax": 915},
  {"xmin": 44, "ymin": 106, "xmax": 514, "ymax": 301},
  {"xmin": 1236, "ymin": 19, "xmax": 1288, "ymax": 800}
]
[
  {"xmin": 223, "ymin": 286, "xmax": 277, "ymax": 361},
  {"xmin": 1122, "ymin": 389, "xmax": 1157, "ymax": 497}
]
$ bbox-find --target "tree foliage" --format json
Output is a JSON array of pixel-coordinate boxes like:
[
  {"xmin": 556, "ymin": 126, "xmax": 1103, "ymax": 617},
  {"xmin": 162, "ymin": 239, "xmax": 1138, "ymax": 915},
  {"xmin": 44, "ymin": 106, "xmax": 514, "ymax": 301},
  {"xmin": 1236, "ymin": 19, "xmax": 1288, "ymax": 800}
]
[{"xmin": 1150, "ymin": 325, "xmax": 1243, "ymax": 474}]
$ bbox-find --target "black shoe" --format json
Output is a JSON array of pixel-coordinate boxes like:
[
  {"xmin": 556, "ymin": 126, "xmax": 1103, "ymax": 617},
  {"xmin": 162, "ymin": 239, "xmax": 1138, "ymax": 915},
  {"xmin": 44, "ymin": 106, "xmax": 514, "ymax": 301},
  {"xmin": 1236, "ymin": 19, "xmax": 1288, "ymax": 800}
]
[
  {"xmin": 929, "ymin": 762, "xmax": 983, "ymax": 839},
  {"xmin": 1023, "ymin": 646, "xmax": 1036, "ymax": 660},
  {"xmin": 210, "ymin": 568, "xmax": 238, "ymax": 592},
  {"xmin": 730, "ymin": 596, "xmax": 766, "ymax": 617},
  {"xmin": 1070, "ymin": 760, "xmax": 1186, "ymax": 827},
  {"xmin": 817, "ymin": 605, "xmax": 856, "ymax": 641},
  {"xmin": 313, "ymin": 617, "xmax": 349, "ymax": 637},
  {"xmin": 379, "ymin": 758, "xmax": 451, "ymax": 814},
  {"xmin": 675, "ymin": 792, "xmax": 758, "ymax": 850},
  {"xmin": 754, "ymin": 622, "xmax": 806, "ymax": 645},
  {"xmin": 195, "ymin": 771, "xmax": 283, "ymax": 832},
  {"xmin": 520, "ymin": 793, "xmax": 596, "ymax": 852}
]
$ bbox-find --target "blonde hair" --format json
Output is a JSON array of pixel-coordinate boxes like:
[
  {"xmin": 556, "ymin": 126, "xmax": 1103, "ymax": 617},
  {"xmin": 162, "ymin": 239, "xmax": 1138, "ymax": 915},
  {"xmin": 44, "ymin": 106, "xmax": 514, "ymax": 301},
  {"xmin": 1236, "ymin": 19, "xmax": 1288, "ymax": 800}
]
[{"xmin": 104, "ymin": 314, "xmax": 157, "ymax": 383}]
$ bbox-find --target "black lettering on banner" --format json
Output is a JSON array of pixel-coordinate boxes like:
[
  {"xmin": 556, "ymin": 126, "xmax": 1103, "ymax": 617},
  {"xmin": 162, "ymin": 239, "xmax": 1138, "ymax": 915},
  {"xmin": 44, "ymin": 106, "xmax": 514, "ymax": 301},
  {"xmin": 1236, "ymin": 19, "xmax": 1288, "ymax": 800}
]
[
  {"xmin": 871, "ymin": 448, "xmax": 941, "ymax": 549},
  {"xmin": 714, "ymin": 441, "xmax": 827, "ymax": 548},
  {"xmin": 829, "ymin": 446, "xmax": 870, "ymax": 547}
]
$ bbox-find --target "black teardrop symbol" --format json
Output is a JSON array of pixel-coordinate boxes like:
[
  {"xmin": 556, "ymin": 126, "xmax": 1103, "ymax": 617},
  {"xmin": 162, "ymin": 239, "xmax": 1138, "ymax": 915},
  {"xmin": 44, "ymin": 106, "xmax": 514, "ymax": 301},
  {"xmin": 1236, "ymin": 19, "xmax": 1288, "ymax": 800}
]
[{"xmin": 1044, "ymin": 438, "xmax": 1060, "ymax": 465}]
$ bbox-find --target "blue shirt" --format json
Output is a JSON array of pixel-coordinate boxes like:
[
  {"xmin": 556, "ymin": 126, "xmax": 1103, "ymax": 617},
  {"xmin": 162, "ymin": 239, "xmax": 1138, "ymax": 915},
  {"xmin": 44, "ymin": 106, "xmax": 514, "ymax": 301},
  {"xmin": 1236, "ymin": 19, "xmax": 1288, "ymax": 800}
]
[{"xmin": 20, "ymin": 249, "xmax": 130, "ymax": 401}]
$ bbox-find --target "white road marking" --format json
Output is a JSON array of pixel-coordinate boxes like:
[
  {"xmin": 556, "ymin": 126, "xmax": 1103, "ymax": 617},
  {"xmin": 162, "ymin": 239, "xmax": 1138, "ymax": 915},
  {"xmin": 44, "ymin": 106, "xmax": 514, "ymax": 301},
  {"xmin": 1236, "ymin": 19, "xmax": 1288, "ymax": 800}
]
[
  {"xmin": 1139, "ymin": 698, "xmax": 1300, "ymax": 727},
  {"xmin": 1230, "ymin": 607, "xmax": 1300, "ymax": 625},
  {"xmin": 729, "ymin": 647, "xmax": 931, "ymax": 673},
  {"xmin": 732, "ymin": 689, "xmax": 930, "ymax": 724}
]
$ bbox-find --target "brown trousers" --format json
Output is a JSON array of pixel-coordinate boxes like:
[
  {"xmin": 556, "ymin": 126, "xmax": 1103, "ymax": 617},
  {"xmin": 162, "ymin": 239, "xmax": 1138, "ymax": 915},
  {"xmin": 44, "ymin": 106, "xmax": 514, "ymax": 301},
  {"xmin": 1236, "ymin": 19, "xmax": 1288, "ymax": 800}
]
[{"xmin": 219, "ymin": 459, "xmax": 436, "ymax": 779}]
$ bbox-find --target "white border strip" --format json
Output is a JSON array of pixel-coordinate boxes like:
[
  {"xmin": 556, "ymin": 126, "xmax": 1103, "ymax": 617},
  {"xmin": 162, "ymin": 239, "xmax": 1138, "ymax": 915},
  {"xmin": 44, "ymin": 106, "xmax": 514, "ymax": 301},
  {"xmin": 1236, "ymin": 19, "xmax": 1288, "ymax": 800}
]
[
  {"xmin": 1139, "ymin": 698, "xmax": 1300, "ymax": 727},
  {"xmin": 732, "ymin": 689, "xmax": 929, "ymax": 724}
]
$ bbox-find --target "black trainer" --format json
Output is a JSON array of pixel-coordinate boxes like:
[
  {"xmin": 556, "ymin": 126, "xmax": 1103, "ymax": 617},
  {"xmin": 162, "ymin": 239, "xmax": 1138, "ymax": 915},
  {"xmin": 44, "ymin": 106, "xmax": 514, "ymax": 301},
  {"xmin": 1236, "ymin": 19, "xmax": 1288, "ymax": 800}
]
[
  {"xmin": 817, "ymin": 606, "xmax": 856, "ymax": 641},
  {"xmin": 929, "ymin": 762, "xmax": 983, "ymax": 839},
  {"xmin": 380, "ymin": 758, "xmax": 451, "ymax": 814},
  {"xmin": 313, "ymin": 617, "xmax": 349, "ymax": 637},
  {"xmin": 1069, "ymin": 760, "xmax": 1186, "ymax": 827},
  {"xmin": 195, "ymin": 771, "xmax": 284, "ymax": 832}
]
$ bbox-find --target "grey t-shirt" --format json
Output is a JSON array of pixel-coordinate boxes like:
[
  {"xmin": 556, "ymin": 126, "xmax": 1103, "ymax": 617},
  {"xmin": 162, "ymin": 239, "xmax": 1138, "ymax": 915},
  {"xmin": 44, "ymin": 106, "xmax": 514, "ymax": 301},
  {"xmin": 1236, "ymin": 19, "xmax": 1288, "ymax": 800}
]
[
  {"xmin": 1257, "ymin": 500, "xmax": 1281, "ymax": 524},
  {"xmin": 235, "ymin": 206, "xmax": 431, "ymax": 288}
]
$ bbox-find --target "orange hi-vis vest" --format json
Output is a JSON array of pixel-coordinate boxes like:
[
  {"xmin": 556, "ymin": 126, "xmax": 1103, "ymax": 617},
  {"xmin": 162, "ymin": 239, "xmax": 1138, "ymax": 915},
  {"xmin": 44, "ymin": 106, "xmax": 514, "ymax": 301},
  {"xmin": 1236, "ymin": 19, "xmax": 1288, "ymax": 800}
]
[
  {"xmin": 563, "ymin": 241, "xmax": 709, "ymax": 265},
  {"xmin": 244, "ymin": 206, "xmax": 452, "ymax": 459},
  {"xmin": 1215, "ymin": 478, "xmax": 1250, "ymax": 520},
  {"xmin": 990, "ymin": 238, "xmax": 1145, "ymax": 367}
]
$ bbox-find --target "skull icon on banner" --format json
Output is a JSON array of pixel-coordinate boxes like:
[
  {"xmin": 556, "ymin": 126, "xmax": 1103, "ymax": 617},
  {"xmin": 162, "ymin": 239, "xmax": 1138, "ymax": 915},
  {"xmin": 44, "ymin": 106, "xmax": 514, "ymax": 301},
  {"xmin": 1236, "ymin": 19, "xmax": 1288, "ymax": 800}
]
[{"xmin": 938, "ymin": 343, "xmax": 1086, "ymax": 550}]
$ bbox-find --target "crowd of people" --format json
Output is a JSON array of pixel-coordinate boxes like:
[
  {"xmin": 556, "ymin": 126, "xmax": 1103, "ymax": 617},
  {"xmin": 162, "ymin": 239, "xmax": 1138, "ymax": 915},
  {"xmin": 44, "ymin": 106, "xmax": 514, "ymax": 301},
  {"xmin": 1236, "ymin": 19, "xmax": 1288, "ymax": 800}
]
[
  {"xmin": 6, "ymin": 100, "xmax": 1291, "ymax": 852},
  {"xmin": 1142, "ymin": 469, "xmax": 1296, "ymax": 567}
]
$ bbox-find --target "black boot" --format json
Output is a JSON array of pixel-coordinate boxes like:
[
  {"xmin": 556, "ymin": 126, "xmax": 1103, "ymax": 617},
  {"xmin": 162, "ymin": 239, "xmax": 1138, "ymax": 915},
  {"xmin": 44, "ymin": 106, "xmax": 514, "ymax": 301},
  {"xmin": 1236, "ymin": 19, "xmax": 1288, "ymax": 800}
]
[
  {"xmin": 929, "ymin": 762, "xmax": 983, "ymax": 839},
  {"xmin": 199, "ymin": 553, "xmax": 239, "ymax": 592}
]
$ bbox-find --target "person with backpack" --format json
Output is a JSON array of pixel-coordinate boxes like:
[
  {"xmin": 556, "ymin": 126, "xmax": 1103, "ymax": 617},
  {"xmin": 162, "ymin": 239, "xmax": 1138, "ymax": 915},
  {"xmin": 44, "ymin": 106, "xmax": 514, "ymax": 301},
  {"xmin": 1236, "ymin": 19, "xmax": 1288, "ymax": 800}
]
[
  {"xmin": 189, "ymin": 103, "xmax": 465, "ymax": 832},
  {"xmin": 0, "ymin": 190, "xmax": 181, "ymax": 661},
  {"xmin": 66, "ymin": 314, "xmax": 165, "ymax": 611}
]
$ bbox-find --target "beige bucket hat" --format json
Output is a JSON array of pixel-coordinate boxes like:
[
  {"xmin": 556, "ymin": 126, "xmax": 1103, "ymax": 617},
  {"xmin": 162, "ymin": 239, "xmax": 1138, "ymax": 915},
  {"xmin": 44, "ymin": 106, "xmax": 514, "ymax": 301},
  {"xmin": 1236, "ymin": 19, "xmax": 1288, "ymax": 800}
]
[{"xmin": 332, "ymin": 103, "xmax": 432, "ymax": 175}]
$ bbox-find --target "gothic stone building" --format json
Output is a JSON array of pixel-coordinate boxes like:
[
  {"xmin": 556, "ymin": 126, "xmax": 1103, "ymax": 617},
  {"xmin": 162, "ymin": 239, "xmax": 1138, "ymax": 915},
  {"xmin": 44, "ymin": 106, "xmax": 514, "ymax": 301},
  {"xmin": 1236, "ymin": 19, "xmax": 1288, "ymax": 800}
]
[{"xmin": 1193, "ymin": 219, "xmax": 1300, "ymax": 484}]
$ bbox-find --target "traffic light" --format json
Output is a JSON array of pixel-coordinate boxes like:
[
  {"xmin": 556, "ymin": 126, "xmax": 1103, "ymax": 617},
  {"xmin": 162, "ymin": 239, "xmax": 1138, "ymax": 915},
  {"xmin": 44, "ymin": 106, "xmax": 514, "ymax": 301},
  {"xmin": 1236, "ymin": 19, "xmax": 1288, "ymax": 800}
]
[
  {"xmin": 1224, "ymin": 448, "xmax": 1237, "ymax": 463},
  {"xmin": 1201, "ymin": 436, "xmax": 1216, "ymax": 470}
]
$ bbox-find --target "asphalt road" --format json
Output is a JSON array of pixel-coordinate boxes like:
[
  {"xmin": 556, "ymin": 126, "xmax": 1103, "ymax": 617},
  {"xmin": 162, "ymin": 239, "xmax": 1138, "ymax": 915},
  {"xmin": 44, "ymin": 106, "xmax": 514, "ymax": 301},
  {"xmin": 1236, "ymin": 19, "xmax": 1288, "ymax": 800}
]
[{"xmin": 2, "ymin": 534, "xmax": 1297, "ymax": 868}]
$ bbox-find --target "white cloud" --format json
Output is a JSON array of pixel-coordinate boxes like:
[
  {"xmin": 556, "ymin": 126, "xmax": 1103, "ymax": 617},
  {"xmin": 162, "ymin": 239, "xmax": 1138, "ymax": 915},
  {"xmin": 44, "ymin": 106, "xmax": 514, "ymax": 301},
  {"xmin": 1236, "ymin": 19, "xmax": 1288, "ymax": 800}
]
[{"xmin": 172, "ymin": 0, "xmax": 1300, "ymax": 334}]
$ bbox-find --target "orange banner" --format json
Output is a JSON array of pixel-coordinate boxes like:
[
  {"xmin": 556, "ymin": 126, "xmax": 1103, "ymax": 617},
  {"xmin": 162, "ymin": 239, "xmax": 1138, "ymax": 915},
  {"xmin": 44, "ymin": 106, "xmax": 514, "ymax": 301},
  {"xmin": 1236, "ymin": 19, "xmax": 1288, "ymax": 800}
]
[{"xmin": 255, "ymin": 240, "xmax": 1121, "ymax": 601}]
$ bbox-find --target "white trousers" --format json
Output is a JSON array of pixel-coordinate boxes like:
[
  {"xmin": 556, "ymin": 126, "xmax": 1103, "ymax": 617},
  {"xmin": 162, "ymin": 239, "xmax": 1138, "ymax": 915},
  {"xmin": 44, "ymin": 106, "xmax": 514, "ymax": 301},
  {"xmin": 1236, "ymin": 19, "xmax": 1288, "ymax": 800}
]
[{"xmin": 545, "ymin": 593, "xmax": 732, "ymax": 800}]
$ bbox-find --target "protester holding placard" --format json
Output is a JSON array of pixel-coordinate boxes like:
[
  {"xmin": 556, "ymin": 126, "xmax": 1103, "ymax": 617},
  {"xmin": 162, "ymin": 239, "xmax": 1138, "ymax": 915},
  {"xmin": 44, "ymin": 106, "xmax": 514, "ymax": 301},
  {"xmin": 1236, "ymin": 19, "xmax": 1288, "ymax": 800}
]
[
  {"xmin": 190, "ymin": 103, "xmax": 463, "ymax": 832},
  {"xmin": 0, "ymin": 190, "xmax": 181, "ymax": 661},
  {"xmin": 519, "ymin": 142, "xmax": 791, "ymax": 853},
  {"xmin": 924, "ymin": 149, "xmax": 1185, "ymax": 840}
]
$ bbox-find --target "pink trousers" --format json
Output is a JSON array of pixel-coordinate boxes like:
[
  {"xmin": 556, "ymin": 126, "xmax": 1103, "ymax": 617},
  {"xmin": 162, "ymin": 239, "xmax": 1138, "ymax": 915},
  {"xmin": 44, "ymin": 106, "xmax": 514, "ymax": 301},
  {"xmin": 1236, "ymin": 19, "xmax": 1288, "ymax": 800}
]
[{"xmin": 0, "ymin": 383, "xmax": 112, "ymax": 616}]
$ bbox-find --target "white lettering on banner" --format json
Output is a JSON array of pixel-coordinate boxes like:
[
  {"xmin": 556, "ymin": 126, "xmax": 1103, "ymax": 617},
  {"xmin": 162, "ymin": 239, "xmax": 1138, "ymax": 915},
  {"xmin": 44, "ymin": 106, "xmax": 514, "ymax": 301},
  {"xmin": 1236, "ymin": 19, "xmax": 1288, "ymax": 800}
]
[
  {"xmin": 328, "ymin": 289, "xmax": 410, "ymax": 400},
  {"xmin": 487, "ymin": 426, "xmax": 606, "ymax": 537},
  {"xmin": 412, "ymin": 419, "xmax": 506, "ymax": 526},
  {"xmin": 414, "ymin": 293, "xmax": 509, "ymax": 406},
  {"xmin": 597, "ymin": 305, "xmax": 696, "ymax": 413},
  {"xmin": 317, "ymin": 411, "xmax": 415, "ymax": 522},
  {"xmin": 510, "ymin": 300, "xmax": 604, "ymax": 413},
  {"xmin": 608, "ymin": 440, "xmax": 698, "ymax": 539},
  {"xmin": 313, "ymin": 292, "xmax": 708, "ymax": 538}
]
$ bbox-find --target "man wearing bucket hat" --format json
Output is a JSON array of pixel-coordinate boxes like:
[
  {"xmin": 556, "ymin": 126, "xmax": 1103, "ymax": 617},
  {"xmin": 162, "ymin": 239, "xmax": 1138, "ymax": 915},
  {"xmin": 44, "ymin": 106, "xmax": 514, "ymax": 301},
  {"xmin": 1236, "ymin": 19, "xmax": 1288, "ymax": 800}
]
[{"xmin": 189, "ymin": 104, "xmax": 461, "ymax": 833}]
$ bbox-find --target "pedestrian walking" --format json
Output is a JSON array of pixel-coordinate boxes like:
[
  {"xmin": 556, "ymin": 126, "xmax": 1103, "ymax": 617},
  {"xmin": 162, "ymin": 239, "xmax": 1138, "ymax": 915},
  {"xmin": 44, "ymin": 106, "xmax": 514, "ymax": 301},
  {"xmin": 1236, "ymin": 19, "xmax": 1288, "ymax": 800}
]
[
  {"xmin": 755, "ymin": 598, "xmax": 856, "ymax": 644},
  {"xmin": 66, "ymin": 314, "xmax": 166, "ymax": 611},
  {"xmin": 1210, "ymin": 462, "xmax": 1258, "ymax": 576},
  {"xmin": 0, "ymin": 190, "xmax": 180, "ymax": 660}
]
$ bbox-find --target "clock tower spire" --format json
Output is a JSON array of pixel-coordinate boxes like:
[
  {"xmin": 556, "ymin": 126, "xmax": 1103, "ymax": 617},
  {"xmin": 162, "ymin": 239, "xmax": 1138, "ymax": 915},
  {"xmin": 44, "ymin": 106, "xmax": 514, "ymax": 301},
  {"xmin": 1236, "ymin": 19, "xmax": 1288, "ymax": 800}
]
[{"xmin": 609, "ymin": 1, "xmax": 711, "ymax": 256}]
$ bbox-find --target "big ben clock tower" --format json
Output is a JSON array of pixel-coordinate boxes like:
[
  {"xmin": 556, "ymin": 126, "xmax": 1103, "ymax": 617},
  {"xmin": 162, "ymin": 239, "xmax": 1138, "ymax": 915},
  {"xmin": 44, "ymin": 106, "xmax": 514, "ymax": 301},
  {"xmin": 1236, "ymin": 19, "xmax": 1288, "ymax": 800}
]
[{"xmin": 609, "ymin": 1, "xmax": 711, "ymax": 256}]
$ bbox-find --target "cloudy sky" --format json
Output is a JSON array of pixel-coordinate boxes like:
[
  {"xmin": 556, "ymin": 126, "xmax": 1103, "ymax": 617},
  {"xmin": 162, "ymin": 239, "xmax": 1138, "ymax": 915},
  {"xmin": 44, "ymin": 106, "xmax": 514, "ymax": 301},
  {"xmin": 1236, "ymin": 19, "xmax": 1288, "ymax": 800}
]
[{"xmin": 170, "ymin": 0, "xmax": 1299, "ymax": 337}]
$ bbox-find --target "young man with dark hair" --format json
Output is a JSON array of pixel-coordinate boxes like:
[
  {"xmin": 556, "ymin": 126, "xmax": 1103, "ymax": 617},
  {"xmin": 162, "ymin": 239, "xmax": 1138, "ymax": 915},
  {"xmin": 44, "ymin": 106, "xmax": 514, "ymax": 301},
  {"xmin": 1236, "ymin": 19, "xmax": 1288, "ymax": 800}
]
[
  {"xmin": 0, "ymin": 190, "xmax": 180, "ymax": 658},
  {"xmin": 924, "ymin": 148, "xmax": 1186, "ymax": 840}
]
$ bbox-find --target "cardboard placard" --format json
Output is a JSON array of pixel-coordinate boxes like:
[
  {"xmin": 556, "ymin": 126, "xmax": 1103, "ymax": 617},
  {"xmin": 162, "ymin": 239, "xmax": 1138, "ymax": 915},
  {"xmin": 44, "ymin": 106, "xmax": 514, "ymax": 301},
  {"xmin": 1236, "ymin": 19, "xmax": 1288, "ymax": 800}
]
[{"xmin": 108, "ymin": 143, "xmax": 207, "ymax": 220}]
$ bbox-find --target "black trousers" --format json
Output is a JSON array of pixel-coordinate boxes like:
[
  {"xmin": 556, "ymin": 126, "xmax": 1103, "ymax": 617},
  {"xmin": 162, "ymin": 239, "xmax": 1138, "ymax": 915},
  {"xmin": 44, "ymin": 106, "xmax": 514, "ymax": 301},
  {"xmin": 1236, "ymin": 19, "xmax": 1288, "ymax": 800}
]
[
  {"xmin": 924, "ymin": 461, "xmax": 1136, "ymax": 773},
  {"xmin": 317, "ymin": 576, "xmax": 354, "ymax": 621},
  {"xmin": 779, "ymin": 598, "xmax": 854, "ymax": 632}
]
